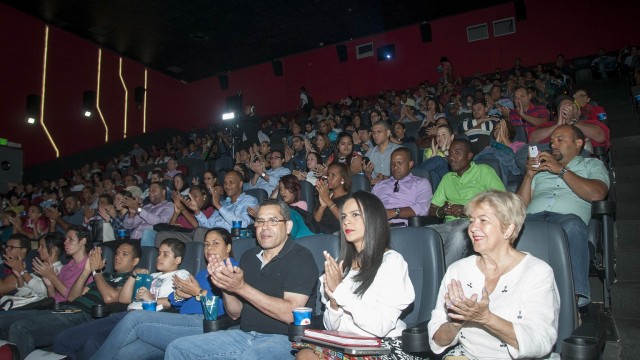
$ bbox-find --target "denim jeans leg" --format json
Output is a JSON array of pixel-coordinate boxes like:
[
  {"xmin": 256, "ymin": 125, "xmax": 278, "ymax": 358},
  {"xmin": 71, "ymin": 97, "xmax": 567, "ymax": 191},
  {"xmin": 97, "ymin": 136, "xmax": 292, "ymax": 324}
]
[
  {"xmin": 430, "ymin": 219, "xmax": 470, "ymax": 267},
  {"xmin": 9, "ymin": 311, "xmax": 91, "ymax": 359},
  {"xmin": 140, "ymin": 229, "xmax": 158, "ymax": 247},
  {"xmin": 91, "ymin": 311, "xmax": 203, "ymax": 360},
  {"xmin": 165, "ymin": 329, "xmax": 294, "ymax": 359}
]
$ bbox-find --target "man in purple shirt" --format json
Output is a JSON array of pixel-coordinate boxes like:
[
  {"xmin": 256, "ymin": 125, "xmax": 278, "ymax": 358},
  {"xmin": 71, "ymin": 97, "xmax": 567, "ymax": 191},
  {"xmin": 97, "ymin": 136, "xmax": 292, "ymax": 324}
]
[
  {"xmin": 123, "ymin": 181, "xmax": 173, "ymax": 245},
  {"xmin": 504, "ymin": 86, "xmax": 550, "ymax": 142},
  {"xmin": 371, "ymin": 148, "xmax": 432, "ymax": 226}
]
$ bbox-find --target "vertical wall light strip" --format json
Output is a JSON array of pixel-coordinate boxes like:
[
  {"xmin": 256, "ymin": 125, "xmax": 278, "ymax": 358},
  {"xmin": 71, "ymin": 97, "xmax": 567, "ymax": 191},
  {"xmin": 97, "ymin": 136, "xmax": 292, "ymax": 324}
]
[
  {"xmin": 118, "ymin": 57, "xmax": 129, "ymax": 138},
  {"xmin": 95, "ymin": 49, "xmax": 109, "ymax": 143},
  {"xmin": 39, "ymin": 25, "xmax": 60, "ymax": 157},
  {"xmin": 143, "ymin": 68, "xmax": 148, "ymax": 133}
]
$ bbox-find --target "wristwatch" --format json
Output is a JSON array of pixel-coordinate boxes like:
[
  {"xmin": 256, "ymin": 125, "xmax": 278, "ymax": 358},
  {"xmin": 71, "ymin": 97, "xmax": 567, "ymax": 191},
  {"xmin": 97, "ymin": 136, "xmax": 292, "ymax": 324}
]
[
  {"xmin": 195, "ymin": 289, "xmax": 207, "ymax": 301},
  {"xmin": 92, "ymin": 269, "xmax": 104, "ymax": 276},
  {"xmin": 394, "ymin": 208, "xmax": 401, "ymax": 218},
  {"xmin": 19, "ymin": 270, "xmax": 27, "ymax": 277},
  {"xmin": 260, "ymin": 172, "xmax": 266, "ymax": 178},
  {"xmin": 558, "ymin": 167, "xmax": 570, "ymax": 179}
]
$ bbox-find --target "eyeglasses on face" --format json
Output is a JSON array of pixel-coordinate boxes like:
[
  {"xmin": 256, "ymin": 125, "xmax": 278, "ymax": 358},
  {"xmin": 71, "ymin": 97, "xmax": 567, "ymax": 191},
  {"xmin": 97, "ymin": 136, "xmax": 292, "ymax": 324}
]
[
  {"xmin": 254, "ymin": 218, "xmax": 287, "ymax": 227},
  {"xmin": 4, "ymin": 245, "xmax": 26, "ymax": 251}
]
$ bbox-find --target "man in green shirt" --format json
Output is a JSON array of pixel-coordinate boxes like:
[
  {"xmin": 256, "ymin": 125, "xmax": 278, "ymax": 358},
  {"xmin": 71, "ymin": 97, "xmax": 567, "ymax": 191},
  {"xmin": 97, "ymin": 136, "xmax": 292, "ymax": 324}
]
[
  {"xmin": 428, "ymin": 139, "xmax": 505, "ymax": 266},
  {"xmin": 517, "ymin": 125, "xmax": 609, "ymax": 308}
]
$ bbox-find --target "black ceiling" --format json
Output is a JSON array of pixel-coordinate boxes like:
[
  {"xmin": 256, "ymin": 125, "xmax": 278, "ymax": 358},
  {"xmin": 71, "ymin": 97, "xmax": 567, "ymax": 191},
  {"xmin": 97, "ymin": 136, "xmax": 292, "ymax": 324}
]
[{"xmin": 3, "ymin": 0, "xmax": 511, "ymax": 82}]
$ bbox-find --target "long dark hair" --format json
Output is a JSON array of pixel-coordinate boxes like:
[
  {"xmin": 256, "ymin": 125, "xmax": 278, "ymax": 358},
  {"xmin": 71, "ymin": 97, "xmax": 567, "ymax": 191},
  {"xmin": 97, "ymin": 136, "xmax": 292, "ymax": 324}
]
[
  {"xmin": 279, "ymin": 175, "xmax": 302, "ymax": 203},
  {"xmin": 338, "ymin": 191, "xmax": 389, "ymax": 297},
  {"xmin": 332, "ymin": 132, "xmax": 355, "ymax": 167}
]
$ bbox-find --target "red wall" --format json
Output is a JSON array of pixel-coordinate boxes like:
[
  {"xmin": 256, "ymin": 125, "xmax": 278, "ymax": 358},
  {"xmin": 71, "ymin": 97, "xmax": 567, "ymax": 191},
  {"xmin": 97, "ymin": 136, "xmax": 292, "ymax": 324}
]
[{"xmin": 1, "ymin": 0, "xmax": 637, "ymax": 167}]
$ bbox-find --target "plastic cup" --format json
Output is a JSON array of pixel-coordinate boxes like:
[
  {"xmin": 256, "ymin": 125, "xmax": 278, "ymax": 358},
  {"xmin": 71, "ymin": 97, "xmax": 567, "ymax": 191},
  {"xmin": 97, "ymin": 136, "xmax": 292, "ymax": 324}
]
[
  {"xmin": 292, "ymin": 307, "xmax": 312, "ymax": 325},
  {"xmin": 141, "ymin": 300, "xmax": 157, "ymax": 311},
  {"xmin": 232, "ymin": 220, "xmax": 242, "ymax": 228}
]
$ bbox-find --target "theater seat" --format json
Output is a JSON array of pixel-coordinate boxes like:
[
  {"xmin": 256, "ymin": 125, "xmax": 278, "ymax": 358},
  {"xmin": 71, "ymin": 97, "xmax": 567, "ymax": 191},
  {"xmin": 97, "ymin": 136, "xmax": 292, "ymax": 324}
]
[
  {"xmin": 245, "ymin": 188, "xmax": 268, "ymax": 204},
  {"xmin": 515, "ymin": 220, "xmax": 605, "ymax": 355},
  {"xmin": 296, "ymin": 234, "xmax": 340, "ymax": 315},
  {"xmin": 231, "ymin": 237, "xmax": 258, "ymax": 261},
  {"xmin": 139, "ymin": 246, "xmax": 158, "ymax": 273},
  {"xmin": 390, "ymin": 227, "xmax": 445, "ymax": 328},
  {"xmin": 182, "ymin": 242, "xmax": 205, "ymax": 274},
  {"xmin": 299, "ymin": 180, "xmax": 315, "ymax": 212},
  {"xmin": 351, "ymin": 174, "xmax": 370, "ymax": 193},
  {"xmin": 98, "ymin": 245, "xmax": 115, "ymax": 274}
]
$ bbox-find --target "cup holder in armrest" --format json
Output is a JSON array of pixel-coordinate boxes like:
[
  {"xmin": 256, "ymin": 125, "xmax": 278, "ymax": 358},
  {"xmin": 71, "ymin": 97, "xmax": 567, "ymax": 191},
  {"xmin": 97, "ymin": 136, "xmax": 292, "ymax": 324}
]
[
  {"xmin": 288, "ymin": 323, "xmax": 311, "ymax": 342},
  {"xmin": 203, "ymin": 316, "xmax": 231, "ymax": 333},
  {"xmin": 402, "ymin": 326, "xmax": 430, "ymax": 353}
]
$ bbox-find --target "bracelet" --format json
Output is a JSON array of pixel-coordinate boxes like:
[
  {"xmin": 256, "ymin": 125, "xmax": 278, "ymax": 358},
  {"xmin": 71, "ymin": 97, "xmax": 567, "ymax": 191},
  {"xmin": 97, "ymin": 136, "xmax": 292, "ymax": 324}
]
[
  {"xmin": 328, "ymin": 203, "xmax": 337, "ymax": 210},
  {"xmin": 436, "ymin": 206, "xmax": 445, "ymax": 218}
]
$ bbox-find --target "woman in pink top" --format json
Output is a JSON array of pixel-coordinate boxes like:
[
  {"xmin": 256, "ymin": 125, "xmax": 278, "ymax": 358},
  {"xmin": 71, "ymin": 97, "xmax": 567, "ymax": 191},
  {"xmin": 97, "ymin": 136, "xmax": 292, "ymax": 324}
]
[{"xmin": 169, "ymin": 186, "xmax": 214, "ymax": 229}]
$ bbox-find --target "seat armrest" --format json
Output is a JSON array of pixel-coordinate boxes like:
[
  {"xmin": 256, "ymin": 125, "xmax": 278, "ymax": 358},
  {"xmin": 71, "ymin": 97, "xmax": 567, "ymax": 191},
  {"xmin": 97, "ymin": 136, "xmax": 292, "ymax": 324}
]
[
  {"xmin": 401, "ymin": 320, "xmax": 432, "ymax": 354},
  {"xmin": 408, "ymin": 216, "xmax": 443, "ymax": 226},
  {"xmin": 562, "ymin": 322, "xmax": 605, "ymax": 359},
  {"xmin": 592, "ymin": 200, "xmax": 616, "ymax": 216}
]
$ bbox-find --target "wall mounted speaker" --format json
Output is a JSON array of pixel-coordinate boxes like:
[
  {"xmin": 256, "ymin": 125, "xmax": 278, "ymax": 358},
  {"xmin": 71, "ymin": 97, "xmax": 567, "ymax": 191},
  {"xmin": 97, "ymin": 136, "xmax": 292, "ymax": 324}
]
[
  {"xmin": 134, "ymin": 87, "xmax": 145, "ymax": 103},
  {"xmin": 514, "ymin": 0, "xmax": 527, "ymax": 21},
  {"xmin": 218, "ymin": 75, "xmax": 229, "ymax": 90},
  {"xmin": 272, "ymin": 60, "xmax": 283, "ymax": 77},
  {"xmin": 420, "ymin": 23, "xmax": 432, "ymax": 43},
  {"xmin": 336, "ymin": 45, "xmax": 348, "ymax": 62}
]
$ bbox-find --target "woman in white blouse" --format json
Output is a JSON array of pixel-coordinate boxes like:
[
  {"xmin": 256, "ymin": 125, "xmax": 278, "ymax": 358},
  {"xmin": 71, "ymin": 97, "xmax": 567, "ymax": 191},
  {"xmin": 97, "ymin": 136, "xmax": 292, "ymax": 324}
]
[
  {"xmin": 428, "ymin": 190, "xmax": 560, "ymax": 359},
  {"xmin": 297, "ymin": 191, "xmax": 416, "ymax": 359}
]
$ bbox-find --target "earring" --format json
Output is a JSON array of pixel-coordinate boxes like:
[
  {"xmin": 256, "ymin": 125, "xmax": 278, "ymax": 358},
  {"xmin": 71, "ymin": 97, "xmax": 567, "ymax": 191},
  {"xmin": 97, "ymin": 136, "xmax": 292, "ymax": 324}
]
[{"xmin": 340, "ymin": 181, "xmax": 344, "ymax": 184}]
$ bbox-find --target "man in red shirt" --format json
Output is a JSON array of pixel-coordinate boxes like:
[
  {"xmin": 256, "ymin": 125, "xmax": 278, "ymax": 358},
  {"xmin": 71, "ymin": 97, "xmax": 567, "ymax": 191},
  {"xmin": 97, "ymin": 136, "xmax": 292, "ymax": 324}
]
[
  {"xmin": 529, "ymin": 95, "xmax": 610, "ymax": 150},
  {"xmin": 502, "ymin": 86, "xmax": 550, "ymax": 142}
]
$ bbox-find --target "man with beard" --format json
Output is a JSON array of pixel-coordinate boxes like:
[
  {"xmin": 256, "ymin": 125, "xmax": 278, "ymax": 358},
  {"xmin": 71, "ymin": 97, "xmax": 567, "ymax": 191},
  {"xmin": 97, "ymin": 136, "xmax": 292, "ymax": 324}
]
[{"xmin": 517, "ymin": 125, "xmax": 609, "ymax": 310}]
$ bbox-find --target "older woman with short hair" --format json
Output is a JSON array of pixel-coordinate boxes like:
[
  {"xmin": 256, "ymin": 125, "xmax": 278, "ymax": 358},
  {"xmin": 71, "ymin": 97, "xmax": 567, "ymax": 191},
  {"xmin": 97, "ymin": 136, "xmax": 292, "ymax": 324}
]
[{"xmin": 428, "ymin": 190, "xmax": 560, "ymax": 359}]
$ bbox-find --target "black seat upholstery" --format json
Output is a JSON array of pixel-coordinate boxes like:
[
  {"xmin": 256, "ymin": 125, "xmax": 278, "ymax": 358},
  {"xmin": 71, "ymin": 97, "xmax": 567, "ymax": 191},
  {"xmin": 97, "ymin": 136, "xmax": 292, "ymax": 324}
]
[
  {"xmin": 514, "ymin": 220, "xmax": 594, "ymax": 354},
  {"xmin": 403, "ymin": 142, "xmax": 422, "ymax": 166},
  {"xmin": 99, "ymin": 245, "xmax": 115, "ymax": 274},
  {"xmin": 351, "ymin": 174, "xmax": 370, "ymax": 193},
  {"xmin": 182, "ymin": 242, "xmax": 205, "ymax": 274},
  {"xmin": 139, "ymin": 246, "xmax": 158, "ymax": 273},
  {"xmin": 231, "ymin": 237, "xmax": 258, "ymax": 261},
  {"xmin": 296, "ymin": 234, "xmax": 341, "ymax": 315},
  {"xmin": 410, "ymin": 168, "xmax": 432, "ymax": 188},
  {"xmin": 299, "ymin": 180, "xmax": 315, "ymax": 212},
  {"xmin": 390, "ymin": 227, "xmax": 445, "ymax": 327},
  {"xmin": 245, "ymin": 188, "xmax": 268, "ymax": 204}
]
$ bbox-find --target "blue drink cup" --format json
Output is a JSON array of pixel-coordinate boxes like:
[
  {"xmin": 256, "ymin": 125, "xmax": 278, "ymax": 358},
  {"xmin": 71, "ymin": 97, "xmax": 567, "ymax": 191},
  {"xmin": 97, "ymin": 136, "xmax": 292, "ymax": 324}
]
[
  {"xmin": 231, "ymin": 220, "xmax": 242, "ymax": 238},
  {"xmin": 292, "ymin": 307, "xmax": 312, "ymax": 325},
  {"xmin": 142, "ymin": 300, "xmax": 157, "ymax": 311},
  {"xmin": 597, "ymin": 113, "xmax": 607, "ymax": 121}
]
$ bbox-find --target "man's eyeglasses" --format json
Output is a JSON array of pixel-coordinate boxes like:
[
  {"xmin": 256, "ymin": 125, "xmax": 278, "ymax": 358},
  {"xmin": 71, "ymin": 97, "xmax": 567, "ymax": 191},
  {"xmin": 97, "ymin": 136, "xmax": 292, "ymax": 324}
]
[
  {"xmin": 271, "ymin": 156, "xmax": 283, "ymax": 160},
  {"xmin": 4, "ymin": 245, "xmax": 27, "ymax": 251},
  {"xmin": 254, "ymin": 218, "xmax": 287, "ymax": 227}
]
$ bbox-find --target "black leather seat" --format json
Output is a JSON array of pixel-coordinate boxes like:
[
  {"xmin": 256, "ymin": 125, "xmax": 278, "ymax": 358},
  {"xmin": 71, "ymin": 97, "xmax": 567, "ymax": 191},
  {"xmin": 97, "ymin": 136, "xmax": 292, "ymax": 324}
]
[
  {"xmin": 351, "ymin": 174, "xmax": 370, "ymax": 193},
  {"xmin": 231, "ymin": 237, "xmax": 258, "ymax": 261},
  {"xmin": 299, "ymin": 180, "xmax": 315, "ymax": 212},
  {"xmin": 182, "ymin": 241, "xmax": 205, "ymax": 274},
  {"xmin": 245, "ymin": 188, "xmax": 268, "ymax": 204},
  {"xmin": 296, "ymin": 234, "xmax": 341, "ymax": 315},
  {"xmin": 515, "ymin": 220, "xmax": 604, "ymax": 355},
  {"xmin": 139, "ymin": 246, "xmax": 158, "ymax": 273}
]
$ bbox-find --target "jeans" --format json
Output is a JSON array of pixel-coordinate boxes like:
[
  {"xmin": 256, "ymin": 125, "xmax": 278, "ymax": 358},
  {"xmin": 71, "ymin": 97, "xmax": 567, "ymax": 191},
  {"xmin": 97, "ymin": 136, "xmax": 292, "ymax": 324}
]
[
  {"xmin": 0, "ymin": 307, "xmax": 91, "ymax": 360},
  {"xmin": 415, "ymin": 156, "xmax": 449, "ymax": 190},
  {"xmin": 526, "ymin": 212, "xmax": 590, "ymax": 307},
  {"xmin": 429, "ymin": 219, "xmax": 471, "ymax": 267},
  {"xmin": 89, "ymin": 311, "xmax": 204, "ymax": 360},
  {"xmin": 165, "ymin": 329, "xmax": 294, "ymax": 359},
  {"xmin": 140, "ymin": 229, "xmax": 158, "ymax": 247},
  {"xmin": 53, "ymin": 311, "xmax": 127, "ymax": 360}
]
